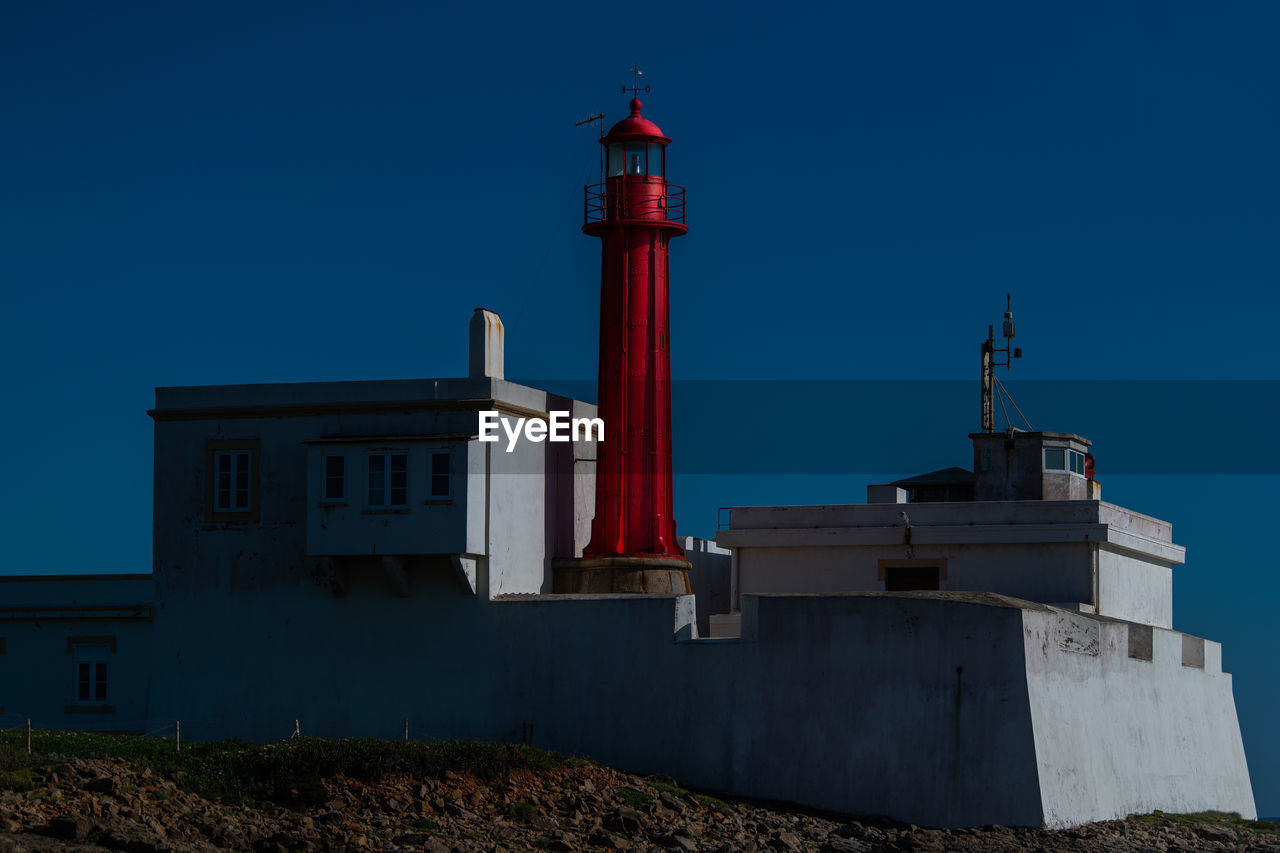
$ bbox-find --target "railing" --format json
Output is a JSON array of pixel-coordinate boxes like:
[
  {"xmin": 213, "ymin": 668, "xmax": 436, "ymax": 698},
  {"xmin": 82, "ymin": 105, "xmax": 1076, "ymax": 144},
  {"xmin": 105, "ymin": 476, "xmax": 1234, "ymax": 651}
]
[{"xmin": 585, "ymin": 181, "xmax": 686, "ymax": 226}]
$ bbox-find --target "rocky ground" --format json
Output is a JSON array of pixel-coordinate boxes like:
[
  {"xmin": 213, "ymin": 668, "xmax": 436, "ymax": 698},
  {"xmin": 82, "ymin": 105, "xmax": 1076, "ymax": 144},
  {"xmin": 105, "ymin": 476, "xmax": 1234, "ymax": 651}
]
[{"xmin": 1, "ymin": 756, "xmax": 1277, "ymax": 852}]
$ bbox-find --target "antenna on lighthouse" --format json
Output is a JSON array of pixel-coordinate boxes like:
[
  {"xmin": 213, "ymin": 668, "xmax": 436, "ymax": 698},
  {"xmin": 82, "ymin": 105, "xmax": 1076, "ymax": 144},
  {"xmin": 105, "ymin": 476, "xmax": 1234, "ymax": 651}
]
[
  {"xmin": 574, "ymin": 113, "xmax": 605, "ymax": 136},
  {"xmin": 575, "ymin": 112, "xmax": 606, "ymax": 185}
]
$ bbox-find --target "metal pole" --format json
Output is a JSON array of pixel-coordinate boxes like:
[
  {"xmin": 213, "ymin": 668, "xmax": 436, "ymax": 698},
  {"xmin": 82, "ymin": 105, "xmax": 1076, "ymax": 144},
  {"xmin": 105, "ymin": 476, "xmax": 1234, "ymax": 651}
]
[
  {"xmin": 26, "ymin": 718, "xmax": 31, "ymax": 756},
  {"xmin": 175, "ymin": 720, "xmax": 180, "ymax": 754},
  {"xmin": 403, "ymin": 718, "xmax": 408, "ymax": 743},
  {"xmin": 981, "ymin": 329, "xmax": 995, "ymax": 433}
]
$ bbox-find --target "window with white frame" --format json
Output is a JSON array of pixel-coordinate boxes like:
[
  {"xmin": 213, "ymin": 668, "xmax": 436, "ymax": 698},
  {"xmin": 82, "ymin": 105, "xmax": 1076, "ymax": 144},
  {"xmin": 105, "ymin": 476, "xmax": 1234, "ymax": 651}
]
[
  {"xmin": 323, "ymin": 454, "xmax": 346, "ymax": 502},
  {"xmin": 74, "ymin": 643, "xmax": 109, "ymax": 704},
  {"xmin": 367, "ymin": 452, "xmax": 409, "ymax": 508},
  {"xmin": 214, "ymin": 450, "xmax": 252, "ymax": 512},
  {"xmin": 429, "ymin": 450, "xmax": 452, "ymax": 499},
  {"xmin": 1045, "ymin": 447, "xmax": 1087, "ymax": 476}
]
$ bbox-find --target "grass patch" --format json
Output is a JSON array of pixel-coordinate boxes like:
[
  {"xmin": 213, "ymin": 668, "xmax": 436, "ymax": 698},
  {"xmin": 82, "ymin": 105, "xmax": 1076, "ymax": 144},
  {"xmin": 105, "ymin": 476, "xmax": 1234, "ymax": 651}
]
[
  {"xmin": 616, "ymin": 786, "xmax": 652, "ymax": 808},
  {"xmin": 0, "ymin": 768, "xmax": 38, "ymax": 792},
  {"xmin": 650, "ymin": 779, "xmax": 687, "ymax": 797},
  {"xmin": 695, "ymin": 793, "xmax": 730, "ymax": 812},
  {"xmin": 1134, "ymin": 811, "xmax": 1279, "ymax": 834},
  {"xmin": 507, "ymin": 801, "xmax": 539, "ymax": 823},
  {"xmin": 0, "ymin": 730, "xmax": 578, "ymax": 808}
]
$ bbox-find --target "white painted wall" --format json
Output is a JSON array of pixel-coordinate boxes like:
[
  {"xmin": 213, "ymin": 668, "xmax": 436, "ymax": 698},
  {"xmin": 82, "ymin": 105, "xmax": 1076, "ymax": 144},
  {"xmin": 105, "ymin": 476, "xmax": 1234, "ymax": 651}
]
[
  {"xmin": 137, "ymin": 583, "xmax": 1253, "ymax": 828},
  {"xmin": 718, "ymin": 500, "xmax": 1182, "ymax": 627},
  {"xmin": 1022, "ymin": 610, "xmax": 1254, "ymax": 826},
  {"xmin": 1097, "ymin": 546, "xmax": 1173, "ymax": 628},
  {"xmin": 0, "ymin": 575, "xmax": 153, "ymax": 732}
]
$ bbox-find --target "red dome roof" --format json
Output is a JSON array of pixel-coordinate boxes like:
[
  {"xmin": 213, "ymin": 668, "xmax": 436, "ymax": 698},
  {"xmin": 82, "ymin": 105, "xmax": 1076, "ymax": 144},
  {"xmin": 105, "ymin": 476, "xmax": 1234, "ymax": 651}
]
[{"xmin": 604, "ymin": 99, "xmax": 669, "ymax": 142}]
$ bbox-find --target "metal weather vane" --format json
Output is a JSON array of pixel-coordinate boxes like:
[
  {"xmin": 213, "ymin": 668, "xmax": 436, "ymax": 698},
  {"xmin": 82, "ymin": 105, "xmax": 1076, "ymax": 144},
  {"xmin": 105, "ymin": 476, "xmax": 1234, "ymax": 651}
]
[{"xmin": 622, "ymin": 64, "xmax": 651, "ymax": 99}]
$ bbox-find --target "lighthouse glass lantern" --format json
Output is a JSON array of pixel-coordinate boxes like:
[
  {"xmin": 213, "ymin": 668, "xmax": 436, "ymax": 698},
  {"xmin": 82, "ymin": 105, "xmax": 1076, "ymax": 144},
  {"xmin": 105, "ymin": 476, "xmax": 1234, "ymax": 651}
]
[{"xmin": 607, "ymin": 141, "xmax": 664, "ymax": 177}]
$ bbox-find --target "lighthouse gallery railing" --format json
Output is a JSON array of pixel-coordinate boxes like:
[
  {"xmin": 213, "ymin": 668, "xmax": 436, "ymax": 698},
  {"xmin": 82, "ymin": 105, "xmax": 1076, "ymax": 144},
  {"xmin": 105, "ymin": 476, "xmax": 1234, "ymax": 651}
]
[{"xmin": 584, "ymin": 181, "xmax": 686, "ymax": 226}]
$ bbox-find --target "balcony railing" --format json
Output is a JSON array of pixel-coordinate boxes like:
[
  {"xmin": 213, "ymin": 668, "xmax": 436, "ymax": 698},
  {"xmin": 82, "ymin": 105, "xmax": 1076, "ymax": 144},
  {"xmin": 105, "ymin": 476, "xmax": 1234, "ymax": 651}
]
[{"xmin": 585, "ymin": 181, "xmax": 686, "ymax": 226}]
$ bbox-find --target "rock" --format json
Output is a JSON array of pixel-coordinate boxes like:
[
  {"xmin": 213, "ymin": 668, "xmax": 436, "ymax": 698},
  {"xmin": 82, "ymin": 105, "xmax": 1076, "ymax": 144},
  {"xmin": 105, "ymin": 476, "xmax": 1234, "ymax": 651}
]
[
  {"xmin": 47, "ymin": 814, "xmax": 91, "ymax": 840},
  {"xmin": 0, "ymin": 837, "xmax": 27, "ymax": 853},
  {"xmin": 589, "ymin": 830, "xmax": 632, "ymax": 850},
  {"xmin": 821, "ymin": 840, "xmax": 871, "ymax": 853},
  {"xmin": 605, "ymin": 806, "xmax": 644, "ymax": 835},
  {"xmin": 423, "ymin": 840, "xmax": 451, "ymax": 853},
  {"xmin": 85, "ymin": 776, "xmax": 117, "ymax": 795},
  {"xmin": 772, "ymin": 830, "xmax": 802, "ymax": 850},
  {"xmin": 1195, "ymin": 824, "xmax": 1238, "ymax": 842}
]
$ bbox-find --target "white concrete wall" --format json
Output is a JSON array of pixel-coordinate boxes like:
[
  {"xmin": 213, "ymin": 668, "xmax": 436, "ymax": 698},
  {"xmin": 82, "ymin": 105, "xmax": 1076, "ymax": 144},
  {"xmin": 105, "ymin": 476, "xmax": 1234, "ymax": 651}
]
[
  {"xmin": 0, "ymin": 576, "xmax": 153, "ymax": 732},
  {"xmin": 720, "ymin": 499, "xmax": 1183, "ymax": 627},
  {"xmin": 305, "ymin": 441, "xmax": 471, "ymax": 557},
  {"xmin": 735, "ymin": 542, "xmax": 1093, "ymax": 611},
  {"xmin": 1022, "ymin": 611, "xmax": 1254, "ymax": 826},
  {"xmin": 136, "ymin": 556, "xmax": 1253, "ymax": 830},
  {"xmin": 681, "ymin": 536, "xmax": 731, "ymax": 637},
  {"xmin": 1097, "ymin": 546, "xmax": 1173, "ymax": 628}
]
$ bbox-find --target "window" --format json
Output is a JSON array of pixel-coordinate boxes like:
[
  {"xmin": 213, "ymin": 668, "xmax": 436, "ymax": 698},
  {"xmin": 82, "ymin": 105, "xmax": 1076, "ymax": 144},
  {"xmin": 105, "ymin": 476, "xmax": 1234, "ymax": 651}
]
[
  {"xmin": 367, "ymin": 452, "xmax": 408, "ymax": 508},
  {"xmin": 205, "ymin": 439, "xmax": 260, "ymax": 523},
  {"xmin": 648, "ymin": 142, "xmax": 664, "ymax": 177},
  {"xmin": 65, "ymin": 636, "xmax": 116, "ymax": 714},
  {"xmin": 323, "ymin": 455, "xmax": 346, "ymax": 501},
  {"xmin": 76, "ymin": 645, "xmax": 109, "ymax": 703},
  {"xmin": 1068, "ymin": 449, "xmax": 1086, "ymax": 475},
  {"xmin": 1044, "ymin": 448, "xmax": 1066, "ymax": 471},
  {"xmin": 429, "ymin": 450, "xmax": 451, "ymax": 499},
  {"xmin": 214, "ymin": 450, "xmax": 251, "ymax": 511}
]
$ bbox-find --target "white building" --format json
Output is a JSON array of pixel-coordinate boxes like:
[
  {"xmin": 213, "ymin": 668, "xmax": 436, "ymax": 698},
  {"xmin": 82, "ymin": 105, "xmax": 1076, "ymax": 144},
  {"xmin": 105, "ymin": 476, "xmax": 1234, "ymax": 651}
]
[{"xmin": 0, "ymin": 310, "xmax": 1256, "ymax": 829}]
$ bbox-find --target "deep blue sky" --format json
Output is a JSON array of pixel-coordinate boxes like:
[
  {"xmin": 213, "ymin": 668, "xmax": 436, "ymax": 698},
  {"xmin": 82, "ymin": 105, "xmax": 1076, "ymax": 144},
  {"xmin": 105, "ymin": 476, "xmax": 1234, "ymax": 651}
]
[{"xmin": 3, "ymin": 0, "xmax": 1278, "ymax": 816}]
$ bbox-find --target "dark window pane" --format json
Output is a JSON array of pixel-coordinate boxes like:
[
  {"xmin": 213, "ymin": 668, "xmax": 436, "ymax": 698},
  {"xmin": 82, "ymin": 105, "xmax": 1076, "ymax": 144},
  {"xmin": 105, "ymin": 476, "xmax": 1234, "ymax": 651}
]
[
  {"xmin": 432, "ymin": 453, "xmax": 449, "ymax": 476},
  {"xmin": 431, "ymin": 475, "xmax": 450, "ymax": 498},
  {"xmin": 1044, "ymin": 448, "xmax": 1066, "ymax": 470},
  {"xmin": 95, "ymin": 663, "xmax": 107, "ymax": 700},
  {"xmin": 390, "ymin": 487, "xmax": 407, "ymax": 505},
  {"xmin": 391, "ymin": 454, "xmax": 407, "ymax": 473},
  {"xmin": 325, "ymin": 460, "xmax": 344, "ymax": 500},
  {"xmin": 218, "ymin": 454, "xmax": 231, "ymax": 474},
  {"xmin": 78, "ymin": 663, "xmax": 90, "ymax": 700},
  {"xmin": 369, "ymin": 455, "xmax": 385, "ymax": 472}
]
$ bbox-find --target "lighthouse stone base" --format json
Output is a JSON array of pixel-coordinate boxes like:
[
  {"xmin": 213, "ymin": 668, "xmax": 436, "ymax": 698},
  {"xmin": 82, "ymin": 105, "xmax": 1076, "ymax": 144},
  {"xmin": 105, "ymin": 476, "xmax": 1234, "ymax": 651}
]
[{"xmin": 552, "ymin": 555, "xmax": 691, "ymax": 595}]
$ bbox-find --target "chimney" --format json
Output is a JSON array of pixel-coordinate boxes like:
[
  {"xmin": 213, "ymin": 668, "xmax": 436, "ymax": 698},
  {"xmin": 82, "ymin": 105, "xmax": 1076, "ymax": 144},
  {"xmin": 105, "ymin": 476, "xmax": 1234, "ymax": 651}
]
[{"xmin": 469, "ymin": 308, "xmax": 504, "ymax": 379}]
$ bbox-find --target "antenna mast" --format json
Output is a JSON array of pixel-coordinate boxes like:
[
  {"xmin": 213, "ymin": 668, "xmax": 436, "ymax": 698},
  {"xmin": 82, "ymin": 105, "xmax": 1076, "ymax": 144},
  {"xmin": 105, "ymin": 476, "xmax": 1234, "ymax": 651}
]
[
  {"xmin": 575, "ymin": 112, "xmax": 606, "ymax": 185},
  {"xmin": 981, "ymin": 294, "xmax": 1027, "ymax": 433}
]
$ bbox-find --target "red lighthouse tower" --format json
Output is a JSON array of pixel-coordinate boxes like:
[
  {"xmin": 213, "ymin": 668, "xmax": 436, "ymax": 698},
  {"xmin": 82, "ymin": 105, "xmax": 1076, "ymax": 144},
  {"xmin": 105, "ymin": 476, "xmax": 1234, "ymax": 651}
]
[{"xmin": 555, "ymin": 81, "xmax": 691, "ymax": 595}]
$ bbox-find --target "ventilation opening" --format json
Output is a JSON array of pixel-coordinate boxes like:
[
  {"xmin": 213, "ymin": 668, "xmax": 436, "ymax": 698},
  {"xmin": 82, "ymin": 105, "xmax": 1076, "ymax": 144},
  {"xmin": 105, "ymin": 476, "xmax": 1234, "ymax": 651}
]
[{"xmin": 884, "ymin": 565, "xmax": 940, "ymax": 591}]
